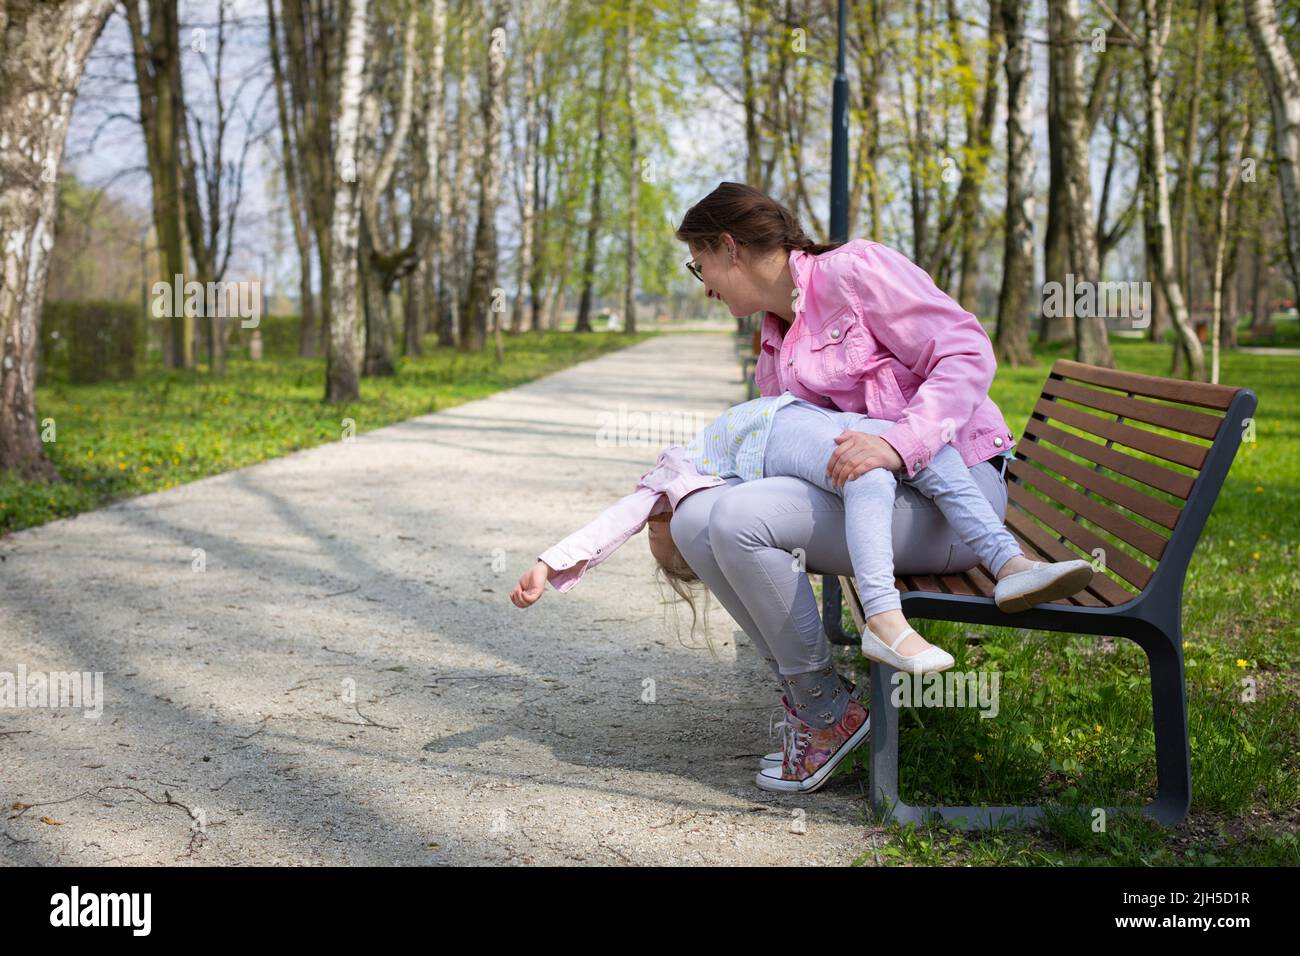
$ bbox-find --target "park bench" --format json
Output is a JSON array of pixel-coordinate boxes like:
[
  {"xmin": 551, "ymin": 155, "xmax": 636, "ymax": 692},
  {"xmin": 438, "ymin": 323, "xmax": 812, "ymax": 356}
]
[
  {"xmin": 823, "ymin": 359, "xmax": 1257, "ymax": 830},
  {"xmin": 736, "ymin": 314, "xmax": 760, "ymax": 400}
]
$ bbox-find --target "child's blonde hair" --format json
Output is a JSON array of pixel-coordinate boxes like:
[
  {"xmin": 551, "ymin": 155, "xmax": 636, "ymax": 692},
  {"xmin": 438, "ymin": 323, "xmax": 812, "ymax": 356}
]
[{"xmin": 649, "ymin": 520, "xmax": 720, "ymax": 658}]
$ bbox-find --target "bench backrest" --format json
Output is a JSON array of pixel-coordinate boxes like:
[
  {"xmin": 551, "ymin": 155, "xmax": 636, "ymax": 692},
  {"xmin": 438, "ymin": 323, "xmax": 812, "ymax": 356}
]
[{"xmin": 1005, "ymin": 359, "xmax": 1257, "ymax": 607}]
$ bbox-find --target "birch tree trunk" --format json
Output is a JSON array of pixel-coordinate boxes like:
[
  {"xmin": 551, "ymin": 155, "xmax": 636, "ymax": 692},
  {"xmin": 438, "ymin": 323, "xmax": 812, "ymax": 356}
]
[
  {"xmin": 0, "ymin": 0, "xmax": 114, "ymax": 480},
  {"xmin": 464, "ymin": 1, "xmax": 507, "ymax": 354},
  {"xmin": 1139, "ymin": 0, "xmax": 1205, "ymax": 379},
  {"xmin": 325, "ymin": 0, "xmax": 369, "ymax": 403},
  {"xmin": 994, "ymin": 0, "xmax": 1034, "ymax": 366},
  {"xmin": 623, "ymin": 0, "xmax": 639, "ymax": 335},
  {"xmin": 1211, "ymin": 115, "xmax": 1249, "ymax": 384},
  {"xmin": 1244, "ymin": 0, "xmax": 1300, "ymax": 306},
  {"xmin": 454, "ymin": 17, "xmax": 474, "ymax": 348},
  {"xmin": 1173, "ymin": 0, "xmax": 1209, "ymax": 304},
  {"xmin": 511, "ymin": 0, "xmax": 538, "ymax": 336}
]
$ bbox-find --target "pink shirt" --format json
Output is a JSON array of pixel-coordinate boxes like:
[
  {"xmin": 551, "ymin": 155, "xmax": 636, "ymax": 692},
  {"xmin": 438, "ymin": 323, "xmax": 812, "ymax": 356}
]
[
  {"xmin": 755, "ymin": 238, "xmax": 1015, "ymax": 478},
  {"xmin": 537, "ymin": 445, "xmax": 723, "ymax": 592}
]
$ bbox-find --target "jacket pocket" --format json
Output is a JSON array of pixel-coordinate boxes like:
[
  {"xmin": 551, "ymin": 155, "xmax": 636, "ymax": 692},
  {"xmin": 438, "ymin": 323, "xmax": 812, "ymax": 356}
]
[
  {"xmin": 870, "ymin": 366, "xmax": 908, "ymax": 419},
  {"xmin": 806, "ymin": 308, "xmax": 866, "ymax": 380}
]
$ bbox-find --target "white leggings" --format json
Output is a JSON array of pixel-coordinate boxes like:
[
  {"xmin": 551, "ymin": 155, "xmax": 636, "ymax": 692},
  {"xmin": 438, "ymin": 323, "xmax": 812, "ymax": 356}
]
[{"xmin": 669, "ymin": 401, "xmax": 1012, "ymax": 679}]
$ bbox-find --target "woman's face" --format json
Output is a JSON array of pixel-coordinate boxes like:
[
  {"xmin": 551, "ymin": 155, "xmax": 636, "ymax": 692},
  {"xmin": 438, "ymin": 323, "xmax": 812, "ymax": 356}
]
[{"xmin": 689, "ymin": 234, "xmax": 761, "ymax": 317}]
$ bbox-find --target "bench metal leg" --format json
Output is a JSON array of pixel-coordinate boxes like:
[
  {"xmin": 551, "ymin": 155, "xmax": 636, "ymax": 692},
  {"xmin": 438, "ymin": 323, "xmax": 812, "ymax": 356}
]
[
  {"xmin": 821, "ymin": 575, "xmax": 858, "ymax": 646},
  {"xmin": 867, "ymin": 629, "xmax": 1192, "ymax": 831},
  {"xmin": 1139, "ymin": 625, "xmax": 1193, "ymax": 826}
]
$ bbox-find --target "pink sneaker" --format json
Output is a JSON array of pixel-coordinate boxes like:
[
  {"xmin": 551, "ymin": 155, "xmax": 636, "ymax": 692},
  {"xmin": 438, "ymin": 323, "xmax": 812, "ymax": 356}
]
[
  {"xmin": 760, "ymin": 679, "xmax": 863, "ymax": 770},
  {"xmin": 755, "ymin": 698, "xmax": 870, "ymax": 793}
]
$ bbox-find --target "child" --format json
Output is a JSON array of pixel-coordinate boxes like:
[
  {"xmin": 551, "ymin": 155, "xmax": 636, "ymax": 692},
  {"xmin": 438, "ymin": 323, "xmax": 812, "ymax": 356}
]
[{"xmin": 511, "ymin": 391, "xmax": 1094, "ymax": 675}]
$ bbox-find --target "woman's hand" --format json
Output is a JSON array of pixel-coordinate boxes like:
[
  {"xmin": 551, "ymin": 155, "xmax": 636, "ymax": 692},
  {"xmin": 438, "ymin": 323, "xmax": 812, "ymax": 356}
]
[
  {"xmin": 825, "ymin": 431, "xmax": 904, "ymax": 489},
  {"xmin": 511, "ymin": 560, "xmax": 552, "ymax": 608}
]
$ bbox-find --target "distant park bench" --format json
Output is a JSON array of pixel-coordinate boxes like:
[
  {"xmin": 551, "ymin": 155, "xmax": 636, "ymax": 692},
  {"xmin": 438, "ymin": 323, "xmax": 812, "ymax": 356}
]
[
  {"xmin": 826, "ymin": 359, "xmax": 1257, "ymax": 830},
  {"xmin": 735, "ymin": 315, "xmax": 759, "ymax": 399}
]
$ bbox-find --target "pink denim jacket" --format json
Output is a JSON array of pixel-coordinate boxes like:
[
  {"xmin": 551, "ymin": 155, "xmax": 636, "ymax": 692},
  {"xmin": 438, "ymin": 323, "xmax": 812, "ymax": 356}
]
[
  {"xmin": 755, "ymin": 238, "xmax": 1015, "ymax": 478},
  {"xmin": 537, "ymin": 445, "xmax": 723, "ymax": 593}
]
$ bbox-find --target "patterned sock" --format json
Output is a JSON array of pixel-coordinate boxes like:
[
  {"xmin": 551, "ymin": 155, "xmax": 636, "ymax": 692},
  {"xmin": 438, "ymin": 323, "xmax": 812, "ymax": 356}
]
[{"xmin": 784, "ymin": 663, "xmax": 851, "ymax": 727}]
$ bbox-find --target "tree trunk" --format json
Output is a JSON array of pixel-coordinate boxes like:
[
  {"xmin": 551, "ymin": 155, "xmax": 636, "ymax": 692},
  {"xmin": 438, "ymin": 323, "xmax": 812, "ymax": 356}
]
[
  {"xmin": 512, "ymin": 0, "xmax": 539, "ymax": 336},
  {"xmin": 268, "ymin": 0, "xmax": 318, "ymax": 359},
  {"xmin": 1244, "ymin": 0, "xmax": 1300, "ymax": 307},
  {"xmin": 426, "ymin": 0, "xmax": 454, "ymax": 349},
  {"xmin": 623, "ymin": 0, "xmax": 639, "ymax": 335},
  {"xmin": 995, "ymin": 0, "xmax": 1034, "ymax": 366},
  {"xmin": 1211, "ymin": 115, "xmax": 1250, "ymax": 384},
  {"xmin": 124, "ymin": 0, "xmax": 191, "ymax": 370},
  {"xmin": 1051, "ymin": 0, "xmax": 1113, "ymax": 367},
  {"xmin": 1173, "ymin": 0, "xmax": 1209, "ymax": 305},
  {"xmin": 575, "ymin": 37, "xmax": 610, "ymax": 335},
  {"xmin": 1041, "ymin": 28, "xmax": 1075, "ymax": 346},
  {"xmin": 1141, "ymin": 0, "xmax": 1205, "ymax": 379},
  {"xmin": 464, "ymin": 1, "xmax": 508, "ymax": 354},
  {"xmin": 454, "ymin": 17, "xmax": 475, "ymax": 348},
  {"xmin": 359, "ymin": 4, "xmax": 418, "ymax": 378},
  {"xmin": 0, "ymin": 0, "xmax": 114, "ymax": 481},
  {"xmin": 325, "ymin": 0, "xmax": 369, "ymax": 403}
]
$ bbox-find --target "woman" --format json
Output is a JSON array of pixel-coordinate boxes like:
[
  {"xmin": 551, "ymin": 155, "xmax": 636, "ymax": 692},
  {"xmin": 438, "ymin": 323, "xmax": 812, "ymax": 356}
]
[{"xmin": 670, "ymin": 182, "xmax": 1021, "ymax": 794}]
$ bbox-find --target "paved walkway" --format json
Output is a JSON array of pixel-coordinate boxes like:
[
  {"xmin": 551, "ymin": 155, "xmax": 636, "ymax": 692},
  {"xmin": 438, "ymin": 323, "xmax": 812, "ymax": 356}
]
[{"xmin": 1, "ymin": 333, "xmax": 878, "ymax": 866}]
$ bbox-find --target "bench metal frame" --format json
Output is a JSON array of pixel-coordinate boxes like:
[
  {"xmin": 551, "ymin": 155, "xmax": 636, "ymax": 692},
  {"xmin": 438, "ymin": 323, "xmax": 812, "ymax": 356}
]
[{"xmin": 819, "ymin": 371, "xmax": 1257, "ymax": 831}]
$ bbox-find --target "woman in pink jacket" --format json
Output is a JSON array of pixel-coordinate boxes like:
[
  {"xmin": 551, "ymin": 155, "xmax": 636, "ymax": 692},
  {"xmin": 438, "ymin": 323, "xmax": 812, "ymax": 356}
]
[{"xmin": 668, "ymin": 182, "xmax": 1028, "ymax": 791}]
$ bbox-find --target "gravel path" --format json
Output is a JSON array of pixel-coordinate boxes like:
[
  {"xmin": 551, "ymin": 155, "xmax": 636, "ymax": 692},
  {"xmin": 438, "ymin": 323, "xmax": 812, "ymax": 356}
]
[{"xmin": 0, "ymin": 333, "xmax": 879, "ymax": 866}]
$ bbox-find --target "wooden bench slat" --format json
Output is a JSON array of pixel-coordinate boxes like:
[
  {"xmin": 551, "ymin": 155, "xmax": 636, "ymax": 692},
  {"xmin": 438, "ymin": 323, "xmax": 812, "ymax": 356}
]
[
  {"xmin": 965, "ymin": 564, "xmax": 998, "ymax": 597},
  {"xmin": 1009, "ymin": 459, "xmax": 1168, "ymax": 560},
  {"xmin": 1006, "ymin": 513, "xmax": 1135, "ymax": 606},
  {"xmin": 1033, "ymin": 398, "xmax": 1208, "ymax": 470},
  {"xmin": 1016, "ymin": 438, "xmax": 1184, "ymax": 530},
  {"xmin": 1054, "ymin": 358, "xmax": 1240, "ymax": 411},
  {"xmin": 940, "ymin": 573, "xmax": 978, "ymax": 596},
  {"xmin": 1024, "ymin": 418, "xmax": 1196, "ymax": 499},
  {"xmin": 1042, "ymin": 377, "xmax": 1224, "ymax": 440},
  {"xmin": 1006, "ymin": 481, "xmax": 1154, "ymax": 591}
]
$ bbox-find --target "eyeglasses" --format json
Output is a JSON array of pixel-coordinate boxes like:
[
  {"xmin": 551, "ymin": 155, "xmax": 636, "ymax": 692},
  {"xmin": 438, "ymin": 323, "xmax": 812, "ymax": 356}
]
[{"xmin": 685, "ymin": 256, "xmax": 704, "ymax": 282}]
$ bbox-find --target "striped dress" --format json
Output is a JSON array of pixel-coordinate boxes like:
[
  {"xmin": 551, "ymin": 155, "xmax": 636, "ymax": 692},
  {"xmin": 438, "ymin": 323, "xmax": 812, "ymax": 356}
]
[{"xmin": 683, "ymin": 391, "xmax": 805, "ymax": 480}]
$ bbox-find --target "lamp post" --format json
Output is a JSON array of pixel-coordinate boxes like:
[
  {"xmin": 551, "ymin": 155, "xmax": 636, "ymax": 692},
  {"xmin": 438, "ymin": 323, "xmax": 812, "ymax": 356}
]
[
  {"xmin": 829, "ymin": 0, "xmax": 849, "ymax": 244},
  {"xmin": 824, "ymin": 0, "xmax": 858, "ymax": 645}
]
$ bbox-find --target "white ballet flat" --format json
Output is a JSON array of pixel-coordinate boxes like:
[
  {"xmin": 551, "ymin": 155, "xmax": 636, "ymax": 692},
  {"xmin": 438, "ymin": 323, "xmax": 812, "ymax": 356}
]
[
  {"xmin": 994, "ymin": 559, "xmax": 1094, "ymax": 613},
  {"xmin": 860, "ymin": 624, "xmax": 954, "ymax": 675}
]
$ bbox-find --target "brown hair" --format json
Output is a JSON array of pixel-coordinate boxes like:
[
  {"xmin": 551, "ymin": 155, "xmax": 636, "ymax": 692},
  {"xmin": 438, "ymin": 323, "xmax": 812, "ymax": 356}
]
[{"xmin": 674, "ymin": 182, "xmax": 845, "ymax": 258}]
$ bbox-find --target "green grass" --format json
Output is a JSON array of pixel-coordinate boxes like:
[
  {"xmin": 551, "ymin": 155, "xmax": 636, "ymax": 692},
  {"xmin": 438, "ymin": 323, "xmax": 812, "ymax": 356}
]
[
  {"xmin": 1, "ymin": 330, "xmax": 657, "ymax": 534},
  {"xmin": 1238, "ymin": 312, "xmax": 1299, "ymax": 348},
  {"xmin": 4, "ymin": 330, "xmax": 1295, "ymax": 865},
  {"xmin": 821, "ymin": 339, "xmax": 1299, "ymax": 866}
]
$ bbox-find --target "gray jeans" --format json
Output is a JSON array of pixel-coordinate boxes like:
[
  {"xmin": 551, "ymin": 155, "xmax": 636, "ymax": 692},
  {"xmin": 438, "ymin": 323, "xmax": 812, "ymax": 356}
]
[
  {"xmin": 669, "ymin": 406, "xmax": 1009, "ymax": 679},
  {"xmin": 762, "ymin": 400, "xmax": 1021, "ymax": 619}
]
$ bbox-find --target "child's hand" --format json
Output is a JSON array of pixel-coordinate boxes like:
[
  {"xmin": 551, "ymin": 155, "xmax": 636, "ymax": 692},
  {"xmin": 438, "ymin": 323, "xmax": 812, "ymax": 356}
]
[{"xmin": 510, "ymin": 560, "xmax": 551, "ymax": 608}]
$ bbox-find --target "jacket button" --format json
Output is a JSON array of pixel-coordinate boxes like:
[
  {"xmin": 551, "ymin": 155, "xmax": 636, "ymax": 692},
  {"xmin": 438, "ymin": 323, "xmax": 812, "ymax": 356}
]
[
  {"xmin": 787, "ymin": 359, "xmax": 793, "ymax": 366},
  {"xmin": 994, "ymin": 437, "xmax": 1003, "ymax": 447},
  {"xmin": 595, "ymin": 548, "xmax": 601, "ymax": 553},
  {"xmin": 913, "ymin": 459, "xmax": 922, "ymax": 471},
  {"xmin": 829, "ymin": 328, "xmax": 840, "ymax": 338}
]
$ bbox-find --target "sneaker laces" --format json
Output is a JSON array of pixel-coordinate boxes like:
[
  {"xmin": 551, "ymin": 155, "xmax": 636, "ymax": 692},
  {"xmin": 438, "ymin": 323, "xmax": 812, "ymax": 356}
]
[{"xmin": 768, "ymin": 706, "xmax": 810, "ymax": 768}]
